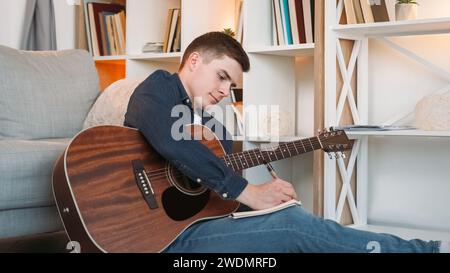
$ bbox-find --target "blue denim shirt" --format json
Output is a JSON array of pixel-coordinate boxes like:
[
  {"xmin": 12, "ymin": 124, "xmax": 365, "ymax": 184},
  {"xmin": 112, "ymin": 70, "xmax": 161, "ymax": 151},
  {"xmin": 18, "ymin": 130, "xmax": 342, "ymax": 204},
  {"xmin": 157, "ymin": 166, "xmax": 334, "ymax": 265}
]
[{"xmin": 124, "ymin": 70, "xmax": 248, "ymax": 200}]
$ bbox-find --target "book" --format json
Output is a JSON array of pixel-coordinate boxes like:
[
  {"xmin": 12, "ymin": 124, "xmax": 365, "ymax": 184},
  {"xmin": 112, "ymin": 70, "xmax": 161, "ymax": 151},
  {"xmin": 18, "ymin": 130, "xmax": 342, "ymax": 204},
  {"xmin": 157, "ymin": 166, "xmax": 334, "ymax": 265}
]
[
  {"xmin": 91, "ymin": 2, "xmax": 125, "ymax": 56},
  {"xmin": 272, "ymin": 0, "xmax": 279, "ymax": 45},
  {"xmin": 280, "ymin": 0, "xmax": 293, "ymax": 45},
  {"xmin": 273, "ymin": 0, "xmax": 285, "ymax": 45},
  {"xmin": 360, "ymin": 0, "xmax": 375, "ymax": 23},
  {"xmin": 353, "ymin": 0, "xmax": 365, "ymax": 24},
  {"xmin": 302, "ymin": 0, "xmax": 313, "ymax": 43},
  {"xmin": 142, "ymin": 42, "xmax": 163, "ymax": 53},
  {"xmin": 236, "ymin": 0, "xmax": 244, "ymax": 45},
  {"xmin": 288, "ymin": 0, "xmax": 300, "ymax": 44},
  {"xmin": 84, "ymin": 0, "xmax": 111, "ymax": 56},
  {"xmin": 369, "ymin": 0, "xmax": 389, "ymax": 22},
  {"xmin": 344, "ymin": 0, "xmax": 357, "ymax": 24},
  {"xmin": 294, "ymin": 0, "xmax": 307, "ymax": 44},
  {"xmin": 230, "ymin": 199, "xmax": 301, "ymax": 219},
  {"xmin": 166, "ymin": 9, "xmax": 180, "ymax": 53},
  {"xmin": 310, "ymin": 0, "xmax": 315, "ymax": 42},
  {"xmin": 162, "ymin": 9, "xmax": 174, "ymax": 53}
]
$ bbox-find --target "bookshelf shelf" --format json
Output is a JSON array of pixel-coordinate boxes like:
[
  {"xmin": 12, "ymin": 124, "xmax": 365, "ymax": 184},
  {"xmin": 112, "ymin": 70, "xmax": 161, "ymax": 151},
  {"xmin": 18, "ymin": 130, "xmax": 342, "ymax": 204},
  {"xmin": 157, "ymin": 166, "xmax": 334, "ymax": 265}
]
[
  {"xmin": 246, "ymin": 43, "xmax": 315, "ymax": 57},
  {"xmin": 346, "ymin": 130, "xmax": 450, "ymax": 138},
  {"xmin": 93, "ymin": 55, "xmax": 127, "ymax": 61},
  {"xmin": 350, "ymin": 224, "xmax": 450, "ymax": 241},
  {"xmin": 332, "ymin": 17, "xmax": 450, "ymax": 38},
  {"xmin": 128, "ymin": 52, "xmax": 182, "ymax": 62}
]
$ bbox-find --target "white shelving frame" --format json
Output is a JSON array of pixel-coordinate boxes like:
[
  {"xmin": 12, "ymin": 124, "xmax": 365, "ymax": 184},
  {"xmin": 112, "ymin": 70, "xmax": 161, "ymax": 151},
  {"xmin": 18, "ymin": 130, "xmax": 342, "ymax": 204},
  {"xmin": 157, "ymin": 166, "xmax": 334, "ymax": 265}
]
[
  {"xmin": 241, "ymin": 0, "xmax": 316, "ymax": 210},
  {"xmin": 324, "ymin": 0, "xmax": 450, "ymax": 239},
  {"xmin": 98, "ymin": 0, "xmax": 317, "ymax": 210}
]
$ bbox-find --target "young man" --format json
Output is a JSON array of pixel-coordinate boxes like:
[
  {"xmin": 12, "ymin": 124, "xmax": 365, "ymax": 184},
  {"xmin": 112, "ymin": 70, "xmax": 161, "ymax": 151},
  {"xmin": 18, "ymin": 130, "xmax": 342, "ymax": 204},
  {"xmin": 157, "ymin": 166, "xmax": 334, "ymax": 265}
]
[{"xmin": 124, "ymin": 32, "xmax": 447, "ymax": 253}]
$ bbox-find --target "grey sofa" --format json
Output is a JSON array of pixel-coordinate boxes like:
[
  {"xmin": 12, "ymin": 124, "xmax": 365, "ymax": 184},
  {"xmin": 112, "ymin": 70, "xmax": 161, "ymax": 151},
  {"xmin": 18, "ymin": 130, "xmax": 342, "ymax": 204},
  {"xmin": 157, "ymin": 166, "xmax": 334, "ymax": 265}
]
[{"xmin": 0, "ymin": 45, "xmax": 100, "ymax": 239}]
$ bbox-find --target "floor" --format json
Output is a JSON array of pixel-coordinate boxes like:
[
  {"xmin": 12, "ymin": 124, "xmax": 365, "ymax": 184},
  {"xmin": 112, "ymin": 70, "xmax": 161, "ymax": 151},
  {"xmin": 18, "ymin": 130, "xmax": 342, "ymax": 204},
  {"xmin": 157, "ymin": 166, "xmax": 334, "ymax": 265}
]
[{"xmin": 0, "ymin": 231, "xmax": 70, "ymax": 253}]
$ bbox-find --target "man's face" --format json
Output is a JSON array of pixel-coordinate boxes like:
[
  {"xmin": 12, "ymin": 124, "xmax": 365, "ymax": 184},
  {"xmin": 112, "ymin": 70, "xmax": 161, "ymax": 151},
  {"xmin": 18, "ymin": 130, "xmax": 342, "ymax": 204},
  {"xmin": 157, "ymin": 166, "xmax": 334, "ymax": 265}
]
[{"xmin": 189, "ymin": 53, "xmax": 243, "ymax": 108}]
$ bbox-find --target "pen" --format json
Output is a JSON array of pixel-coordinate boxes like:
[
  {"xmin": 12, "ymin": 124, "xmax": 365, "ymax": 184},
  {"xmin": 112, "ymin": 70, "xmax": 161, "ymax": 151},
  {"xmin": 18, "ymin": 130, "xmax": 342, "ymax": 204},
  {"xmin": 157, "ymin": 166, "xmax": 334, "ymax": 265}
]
[{"xmin": 265, "ymin": 162, "xmax": 278, "ymax": 179}]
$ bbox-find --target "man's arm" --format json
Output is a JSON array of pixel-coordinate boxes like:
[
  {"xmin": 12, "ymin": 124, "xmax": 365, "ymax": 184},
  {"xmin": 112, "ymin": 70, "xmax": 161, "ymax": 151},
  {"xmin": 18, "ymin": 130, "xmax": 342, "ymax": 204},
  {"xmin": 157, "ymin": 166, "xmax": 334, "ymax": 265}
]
[{"xmin": 125, "ymin": 76, "xmax": 248, "ymax": 200}]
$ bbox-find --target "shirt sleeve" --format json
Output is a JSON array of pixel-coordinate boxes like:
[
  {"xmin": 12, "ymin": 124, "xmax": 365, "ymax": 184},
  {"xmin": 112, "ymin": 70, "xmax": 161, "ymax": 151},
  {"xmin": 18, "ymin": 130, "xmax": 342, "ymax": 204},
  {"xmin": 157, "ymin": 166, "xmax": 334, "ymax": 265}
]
[{"xmin": 124, "ymin": 76, "xmax": 248, "ymax": 200}]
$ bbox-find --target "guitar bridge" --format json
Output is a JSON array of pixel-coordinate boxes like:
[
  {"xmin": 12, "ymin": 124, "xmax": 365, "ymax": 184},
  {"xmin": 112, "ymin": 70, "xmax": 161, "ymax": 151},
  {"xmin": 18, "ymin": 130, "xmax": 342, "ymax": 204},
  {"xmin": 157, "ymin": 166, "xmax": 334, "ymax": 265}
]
[{"xmin": 132, "ymin": 160, "xmax": 158, "ymax": 209}]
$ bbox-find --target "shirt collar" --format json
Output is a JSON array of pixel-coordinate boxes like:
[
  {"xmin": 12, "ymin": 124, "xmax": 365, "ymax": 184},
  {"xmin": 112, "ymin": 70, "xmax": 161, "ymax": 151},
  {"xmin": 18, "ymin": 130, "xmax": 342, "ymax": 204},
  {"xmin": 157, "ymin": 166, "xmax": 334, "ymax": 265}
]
[{"xmin": 172, "ymin": 73, "xmax": 193, "ymax": 109}]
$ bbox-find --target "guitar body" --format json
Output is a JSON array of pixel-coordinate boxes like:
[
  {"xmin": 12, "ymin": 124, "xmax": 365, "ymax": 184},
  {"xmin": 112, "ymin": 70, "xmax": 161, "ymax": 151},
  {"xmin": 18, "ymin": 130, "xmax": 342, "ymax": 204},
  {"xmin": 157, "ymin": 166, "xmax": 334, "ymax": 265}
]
[{"xmin": 52, "ymin": 125, "xmax": 239, "ymax": 253}]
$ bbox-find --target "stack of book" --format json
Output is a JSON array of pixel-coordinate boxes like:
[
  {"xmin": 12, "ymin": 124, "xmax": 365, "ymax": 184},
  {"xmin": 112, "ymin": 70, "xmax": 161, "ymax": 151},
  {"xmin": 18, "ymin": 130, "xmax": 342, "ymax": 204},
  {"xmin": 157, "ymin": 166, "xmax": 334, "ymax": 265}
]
[
  {"xmin": 84, "ymin": 0, "xmax": 126, "ymax": 57},
  {"xmin": 343, "ymin": 0, "xmax": 391, "ymax": 25},
  {"xmin": 142, "ymin": 42, "xmax": 164, "ymax": 53},
  {"xmin": 272, "ymin": 0, "xmax": 315, "ymax": 46},
  {"xmin": 162, "ymin": 8, "xmax": 181, "ymax": 53}
]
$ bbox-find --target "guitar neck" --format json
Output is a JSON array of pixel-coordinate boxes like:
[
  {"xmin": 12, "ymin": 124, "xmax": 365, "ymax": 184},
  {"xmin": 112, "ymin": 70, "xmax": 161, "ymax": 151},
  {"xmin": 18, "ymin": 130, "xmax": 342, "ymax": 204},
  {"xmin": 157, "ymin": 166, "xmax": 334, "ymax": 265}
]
[{"xmin": 221, "ymin": 136, "xmax": 322, "ymax": 172}]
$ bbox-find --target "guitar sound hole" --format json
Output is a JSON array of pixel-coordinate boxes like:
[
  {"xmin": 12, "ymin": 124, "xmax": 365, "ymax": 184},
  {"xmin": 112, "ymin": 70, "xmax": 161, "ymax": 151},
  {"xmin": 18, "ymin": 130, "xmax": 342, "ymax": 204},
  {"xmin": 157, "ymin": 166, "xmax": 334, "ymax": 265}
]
[
  {"xmin": 162, "ymin": 187, "xmax": 210, "ymax": 221},
  {"xmin": 168, "ymin": 164, "xmax": 207, "ymax": 195}
]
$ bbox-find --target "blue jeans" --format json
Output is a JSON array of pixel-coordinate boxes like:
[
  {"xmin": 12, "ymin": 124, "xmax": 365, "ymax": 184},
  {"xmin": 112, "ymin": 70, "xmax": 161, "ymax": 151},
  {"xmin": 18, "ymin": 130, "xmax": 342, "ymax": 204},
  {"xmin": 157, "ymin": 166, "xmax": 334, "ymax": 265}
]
[{"xmin": 163, "ymin": 205, "xmax": 440, "ymax": 253}]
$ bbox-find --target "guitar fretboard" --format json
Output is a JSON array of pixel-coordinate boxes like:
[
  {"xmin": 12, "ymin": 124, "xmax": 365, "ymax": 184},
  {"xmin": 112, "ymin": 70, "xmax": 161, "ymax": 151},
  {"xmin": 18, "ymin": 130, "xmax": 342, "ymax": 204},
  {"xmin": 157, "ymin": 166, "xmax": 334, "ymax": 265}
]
[{"xmin": 221, "ymin": 136, "xmax": 321, "ymax": 172}]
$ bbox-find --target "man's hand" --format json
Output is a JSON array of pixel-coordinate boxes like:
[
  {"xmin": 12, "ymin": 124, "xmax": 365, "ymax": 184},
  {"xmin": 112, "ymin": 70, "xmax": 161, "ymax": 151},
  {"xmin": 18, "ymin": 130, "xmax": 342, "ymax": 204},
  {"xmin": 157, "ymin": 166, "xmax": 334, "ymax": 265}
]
[{"xmin": 236, "ymin": 178, "xmax": 298, "ymax": 210}]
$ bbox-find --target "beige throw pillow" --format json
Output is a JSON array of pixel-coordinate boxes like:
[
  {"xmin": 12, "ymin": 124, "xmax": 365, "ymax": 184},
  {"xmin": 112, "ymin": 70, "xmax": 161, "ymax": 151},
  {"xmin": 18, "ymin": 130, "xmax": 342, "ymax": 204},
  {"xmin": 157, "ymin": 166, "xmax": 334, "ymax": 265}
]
[
  {"xmin": 83, "ymin": 76, "xmax": 146, "ymax": 129},
  {"xmin": 415, "ymin": 93, "xmax": 450, "ymax": 131}
]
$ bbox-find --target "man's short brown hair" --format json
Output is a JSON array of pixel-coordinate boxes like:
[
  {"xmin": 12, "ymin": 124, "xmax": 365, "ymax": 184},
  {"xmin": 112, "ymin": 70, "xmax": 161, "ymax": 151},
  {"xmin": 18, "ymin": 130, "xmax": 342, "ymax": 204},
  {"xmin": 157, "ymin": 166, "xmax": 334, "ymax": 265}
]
[{"xmin": 179, "ymin": 32, "xmax": 250, "ymax": 72}]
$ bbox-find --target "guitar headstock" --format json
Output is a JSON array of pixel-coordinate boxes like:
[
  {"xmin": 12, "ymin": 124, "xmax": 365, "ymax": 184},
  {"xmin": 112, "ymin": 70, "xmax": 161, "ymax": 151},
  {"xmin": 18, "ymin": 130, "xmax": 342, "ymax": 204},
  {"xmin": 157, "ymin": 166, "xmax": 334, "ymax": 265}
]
[{"xmin": 318, "ymin": 128, "xmax": 353, "ymax": 158}]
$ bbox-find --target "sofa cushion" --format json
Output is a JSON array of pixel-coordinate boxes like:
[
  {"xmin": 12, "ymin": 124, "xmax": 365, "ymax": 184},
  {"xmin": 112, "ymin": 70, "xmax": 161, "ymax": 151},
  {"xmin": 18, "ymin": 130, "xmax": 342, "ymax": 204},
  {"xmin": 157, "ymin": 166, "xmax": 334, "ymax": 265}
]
[
  {"xmin": 0, "ymin": 206, "xmax": 62, "ymax": 239},
  {"xmin": 0, "ymin": 45, "xmax": 100, "ymax": 139},
  {"xmin": 0, "ymin": 139, "xmax": 70, "ymax": 210}
]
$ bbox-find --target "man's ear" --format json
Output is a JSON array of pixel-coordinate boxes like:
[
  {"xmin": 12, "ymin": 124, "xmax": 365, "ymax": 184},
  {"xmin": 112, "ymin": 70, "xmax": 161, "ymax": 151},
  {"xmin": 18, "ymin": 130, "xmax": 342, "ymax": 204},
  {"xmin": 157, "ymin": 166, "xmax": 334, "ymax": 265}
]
[{"xmin": 187, "ymin": 52, "xmax": 201, "ymax": 71}]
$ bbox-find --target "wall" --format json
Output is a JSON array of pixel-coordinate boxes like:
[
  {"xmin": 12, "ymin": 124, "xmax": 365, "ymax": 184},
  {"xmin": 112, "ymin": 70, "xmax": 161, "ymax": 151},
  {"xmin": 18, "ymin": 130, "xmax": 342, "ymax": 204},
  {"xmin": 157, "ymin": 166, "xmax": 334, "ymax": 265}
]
[
  {"xmin": 54, "ymin": 0, "xmax": 76, "ymax": 50},
  {"xmin": 0, "ymin": 0, "xmax": 27, "ymax": 48},
  {"xmin": 367, "ymin": 0, "xmax": 450, "ymax": 231},
  {"xmin": 0, "ymin": 0, "xmax": 75, "ymax": 50}
]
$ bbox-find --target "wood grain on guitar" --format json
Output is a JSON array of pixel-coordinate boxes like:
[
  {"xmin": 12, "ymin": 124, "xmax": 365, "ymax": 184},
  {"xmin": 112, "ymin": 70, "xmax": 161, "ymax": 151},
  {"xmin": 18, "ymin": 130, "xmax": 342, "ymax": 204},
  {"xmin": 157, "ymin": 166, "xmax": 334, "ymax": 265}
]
[{"xmin": 52, "ymin": 125, "xmax": 351, "ymax": 252}]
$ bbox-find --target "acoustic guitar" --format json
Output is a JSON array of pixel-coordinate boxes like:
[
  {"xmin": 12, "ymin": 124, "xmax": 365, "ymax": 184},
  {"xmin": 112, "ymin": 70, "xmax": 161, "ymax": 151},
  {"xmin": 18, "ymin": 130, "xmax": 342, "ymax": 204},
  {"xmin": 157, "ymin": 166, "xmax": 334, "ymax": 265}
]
[{"xmin": 52, "ymin": 125, "xmax": 352, "ymax": 253}]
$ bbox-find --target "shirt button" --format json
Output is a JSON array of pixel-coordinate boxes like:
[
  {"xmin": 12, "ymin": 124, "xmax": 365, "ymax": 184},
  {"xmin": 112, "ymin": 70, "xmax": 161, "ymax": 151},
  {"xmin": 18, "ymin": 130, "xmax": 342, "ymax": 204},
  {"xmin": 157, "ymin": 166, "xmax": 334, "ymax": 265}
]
[
  {"xmin": 196, "ymin": 178, "xmax": 202, "ymax": 183},
  {"xmin": 185, "ymin": 99, "xmax": 190, "ymax": 104},
  {"xmin": 222, "ymin": 192, "xmax": 228, "ymax": 198}
]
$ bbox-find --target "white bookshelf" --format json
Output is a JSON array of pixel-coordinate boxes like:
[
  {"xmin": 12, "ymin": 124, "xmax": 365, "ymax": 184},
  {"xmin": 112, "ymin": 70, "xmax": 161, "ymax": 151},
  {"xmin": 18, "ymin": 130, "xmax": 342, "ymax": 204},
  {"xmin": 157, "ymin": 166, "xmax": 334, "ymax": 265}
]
[
  {"xmin": 333, "ymin": 17, "xmax": 450, "ymax": 38},
  {"xmin": 246, "ymin": 43, "xmax": 315, "ymax": 57},
  {"xmin": 323, "ymin": 0, "xmax": 450, "ymax": 238},
  {"xmin": 128, "ymin": 52, "xmax": 182, "ymax": 62},
  {"xmin": 93, "ymin": 55, "xmax": 127, "ymax": 61},
  {"xmin": 242, "ymin": 0, "xmax": 316, "ymax": 211},
  {"xmin": 93, "ymin": 0, "xmax": 318, "ymax": 211},
  {"xmin": 124, "ymin": 0, "xmax": 239, "ymax": 77}
]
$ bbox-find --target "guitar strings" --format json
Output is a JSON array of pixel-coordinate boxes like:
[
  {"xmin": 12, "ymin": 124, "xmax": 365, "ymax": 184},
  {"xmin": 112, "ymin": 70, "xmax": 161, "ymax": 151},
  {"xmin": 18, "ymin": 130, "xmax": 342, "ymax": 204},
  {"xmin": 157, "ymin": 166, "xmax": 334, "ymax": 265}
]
[
  {"xmin": 145, "ymin": 137, "xmax": 325, "ymax": 179},
  {"xmin": 144, "ymin": 136, "xmax": 329, "ymax": 180},
  {"xmin": 144, "ymin": 137, "xmax": 322, "ymax": 177}
]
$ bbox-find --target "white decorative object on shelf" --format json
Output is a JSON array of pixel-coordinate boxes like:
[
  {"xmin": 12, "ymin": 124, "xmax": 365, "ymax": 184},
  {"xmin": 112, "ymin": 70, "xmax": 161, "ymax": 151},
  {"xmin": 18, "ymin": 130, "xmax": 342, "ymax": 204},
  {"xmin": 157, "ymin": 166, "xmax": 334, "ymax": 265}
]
[
  {"xmin": 415, "ymin": 93, "xmax": 450, "ymax": 131},
  {"xmin": 395, "ymin": 2, "xmax": 418, "ymax": 21},
  {"xmin": 256, "ymin": 109, "xmax": 293, "ymax": 139}
]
